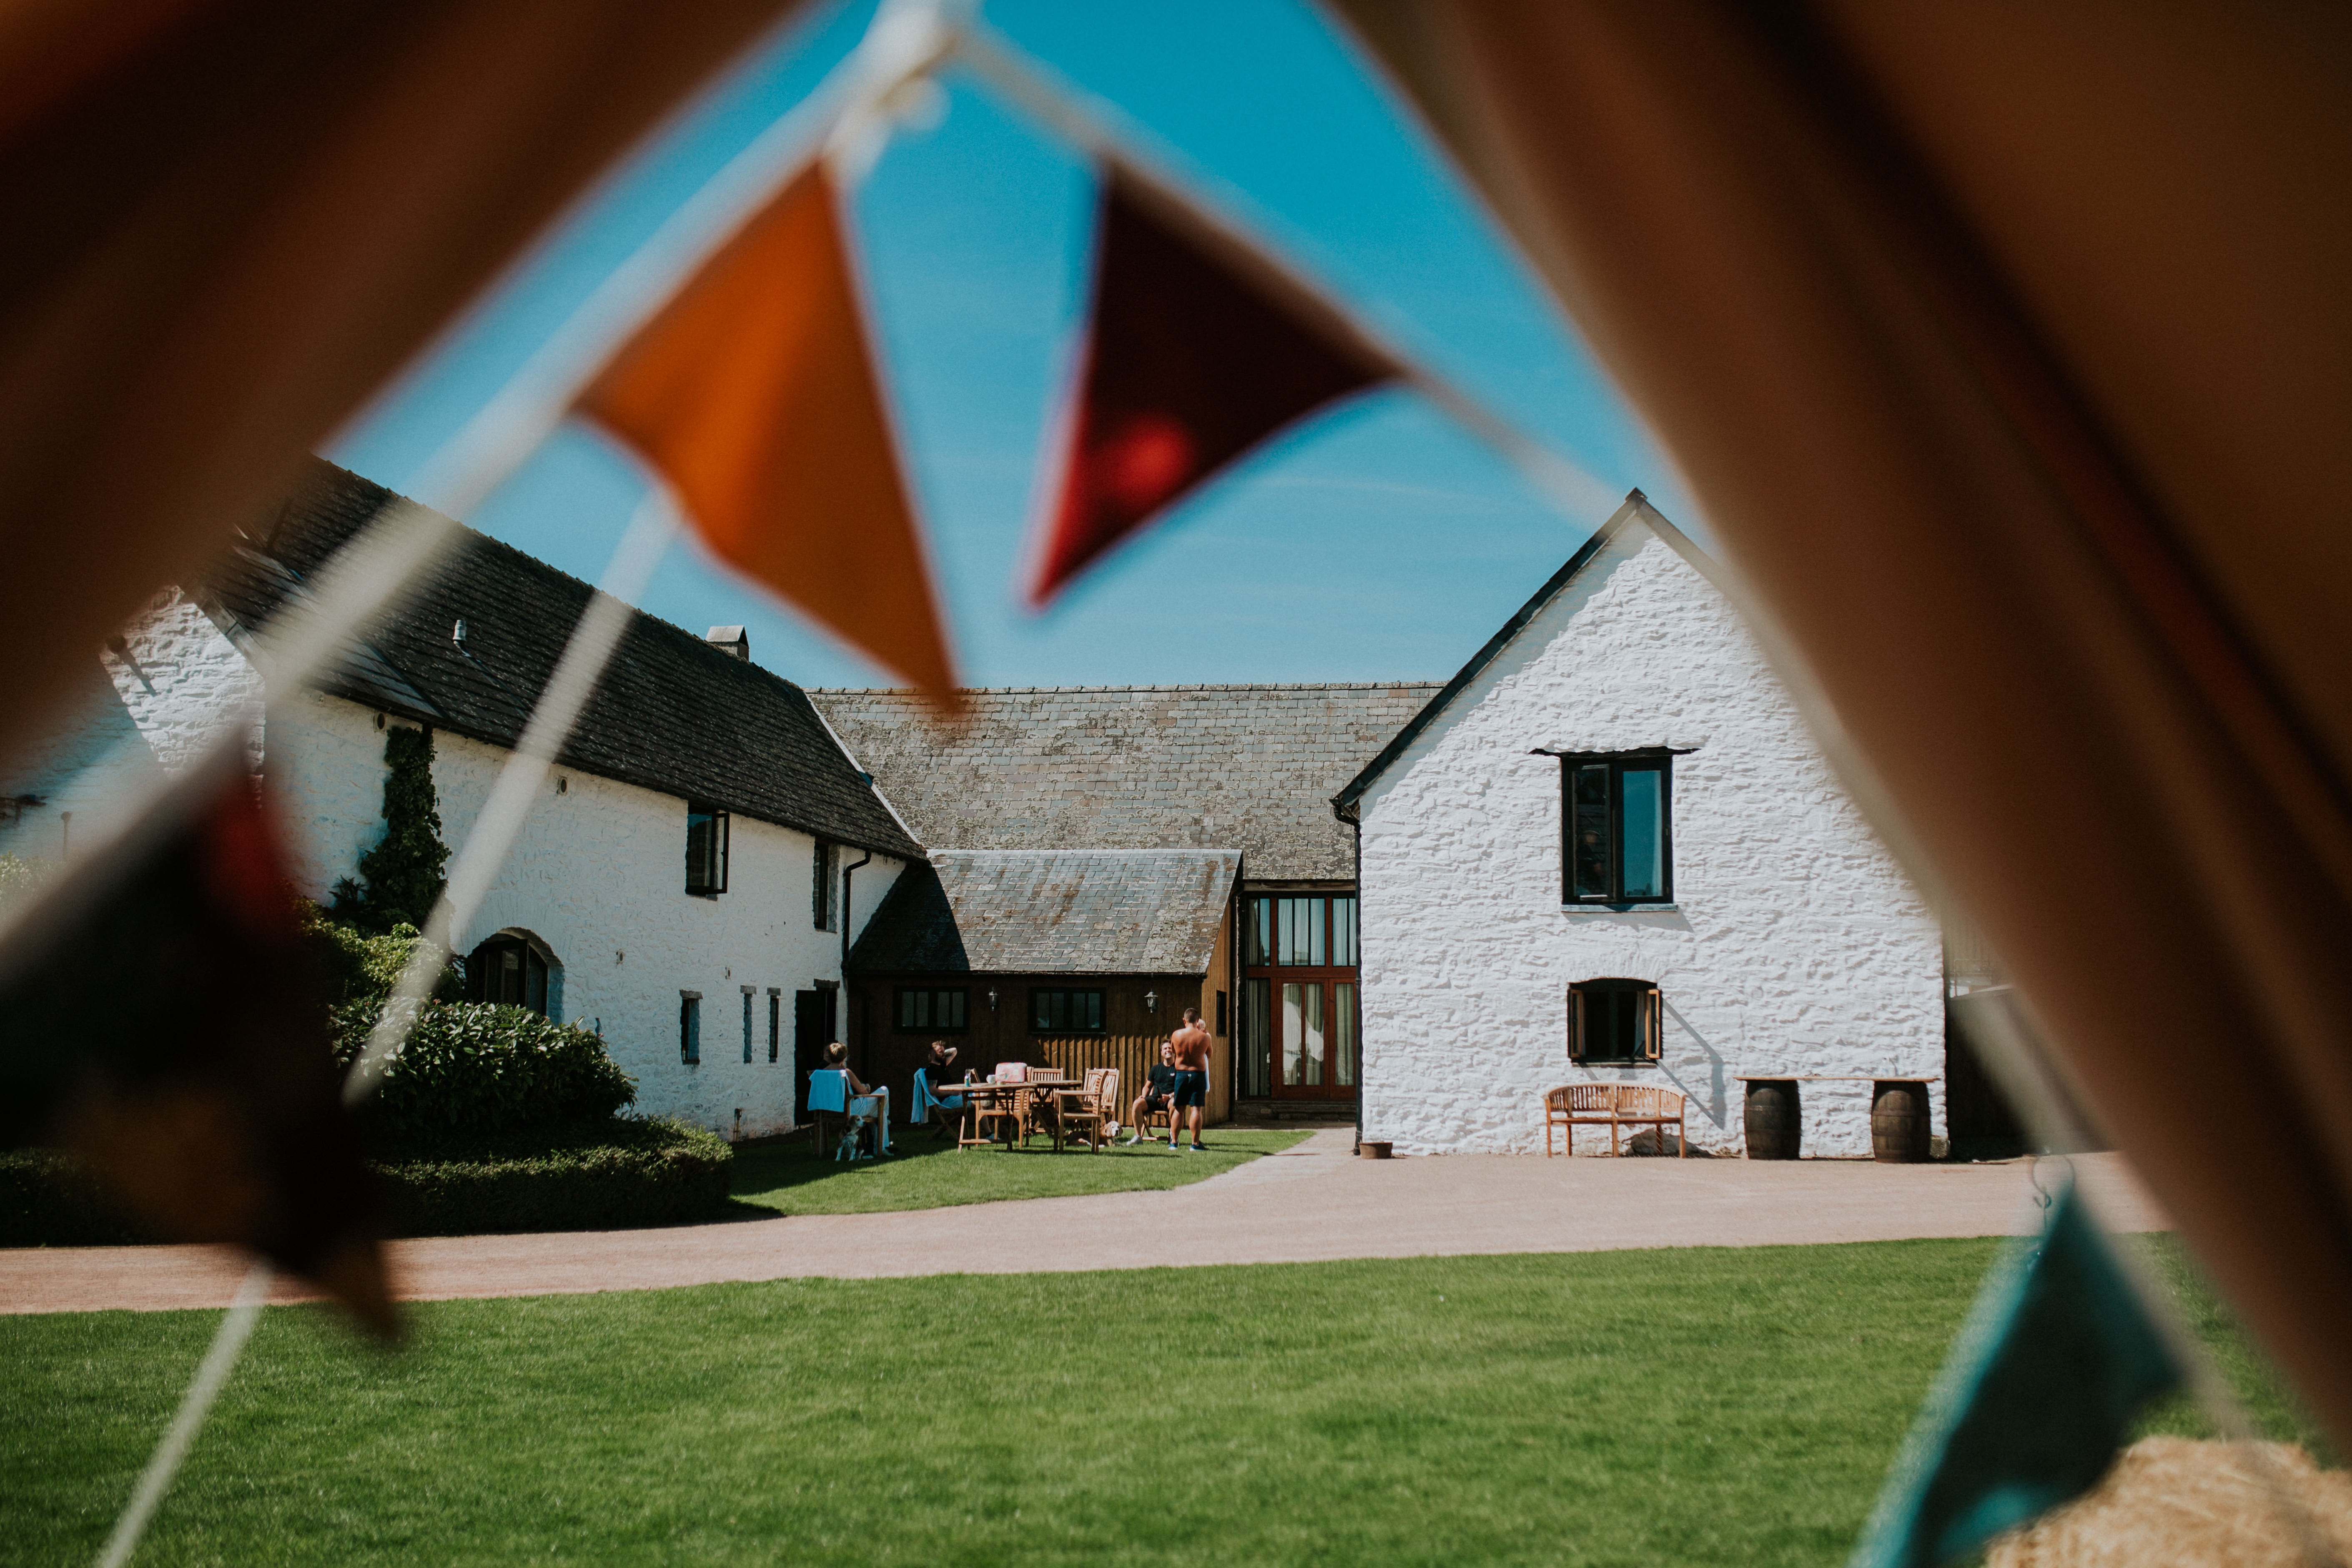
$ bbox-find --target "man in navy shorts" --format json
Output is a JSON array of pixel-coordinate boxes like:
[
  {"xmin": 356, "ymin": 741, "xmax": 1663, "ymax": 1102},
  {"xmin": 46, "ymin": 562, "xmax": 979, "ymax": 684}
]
[{"xmin": 1169, "ymin": 1007, "xmax": 1211, "ymax": 1152}]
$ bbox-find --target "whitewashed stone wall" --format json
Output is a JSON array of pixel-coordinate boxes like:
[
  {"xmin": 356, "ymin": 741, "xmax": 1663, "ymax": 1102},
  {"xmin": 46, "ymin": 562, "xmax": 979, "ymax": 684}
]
[
  {"xmin": 4, "ymin": 592, "xmax": 903, "ymax": 1140},
  {"xmin": 0, "ymin": 590, "xmax": 261, "ymax": 864},
  {"xmin": 1357, "ymin": 523, "xmax": 1942, "ymax": 1156},
  {"xmin": 271, "ymin": 699, "xmax": 904, "ymax": 1139}
]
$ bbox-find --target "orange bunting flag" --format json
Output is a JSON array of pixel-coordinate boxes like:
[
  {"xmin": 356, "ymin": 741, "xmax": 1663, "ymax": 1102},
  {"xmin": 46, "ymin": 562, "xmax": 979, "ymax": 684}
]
[
  {"xmin": 1028, "ymin": 168, "xmax": 1399, "ymax": 604},
  {"xmin": 579, "ymin": 164, "xmax": 958, "ymax": 699}
]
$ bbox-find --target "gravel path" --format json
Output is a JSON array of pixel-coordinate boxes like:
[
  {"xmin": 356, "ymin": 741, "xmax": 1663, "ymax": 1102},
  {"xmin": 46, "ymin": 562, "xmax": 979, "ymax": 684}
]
[{"xmin": 0, "ymin": 1133, "xmax": 2168, "ymax": 1315}]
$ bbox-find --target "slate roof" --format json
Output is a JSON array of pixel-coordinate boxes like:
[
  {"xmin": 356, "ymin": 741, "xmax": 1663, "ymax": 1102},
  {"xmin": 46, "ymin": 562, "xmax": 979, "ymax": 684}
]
[
  {"xmin": 810, "ymin": 683, "xmax": 1439, "ymax": 881},
  {"xmin": 850, "ymin": 850, "xmax": 1240, "ymax": 975},
  {"xmin": 201, "ymin": 460, "xmax": 922, "ymax": 859}
]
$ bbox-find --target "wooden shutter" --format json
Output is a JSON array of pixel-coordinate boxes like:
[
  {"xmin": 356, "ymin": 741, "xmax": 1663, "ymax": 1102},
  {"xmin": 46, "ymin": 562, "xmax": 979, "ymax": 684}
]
[
  {"xmin": 1568, "ymin": 986, "xmax": 1586, "ymax": 1061},
  {"xmin": 1642, "ymin": 986, "xmax": 1663, "ymax": 1061}
]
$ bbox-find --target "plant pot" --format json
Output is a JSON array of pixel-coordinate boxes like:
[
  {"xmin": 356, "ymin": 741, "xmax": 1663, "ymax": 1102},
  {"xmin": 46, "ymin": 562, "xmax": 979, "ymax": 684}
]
[{"xmin": 1360, "ymin": 1140, "xmax": 1394, "ymax": 1159}]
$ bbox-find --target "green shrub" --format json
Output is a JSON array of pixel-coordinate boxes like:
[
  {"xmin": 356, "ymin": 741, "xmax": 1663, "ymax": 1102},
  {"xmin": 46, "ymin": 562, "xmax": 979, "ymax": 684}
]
[
  {"xmin": 337, "ymin": 724, "xmax": 449, "ymax": 932},
  {"xmin": 0, "ymin": 1149, "xmax": 143, "ymax": 1247},
  {"xmin": 371, "ymin": 1120, "xmax": 732, "ymax": 1237},
  {"xmin": 337, "ymin": 1003, "xmax": 637, "ymax": 1151},
  {"xmin": 301, "ymin": 905, "xmax": 461, "ymax": 1008}
]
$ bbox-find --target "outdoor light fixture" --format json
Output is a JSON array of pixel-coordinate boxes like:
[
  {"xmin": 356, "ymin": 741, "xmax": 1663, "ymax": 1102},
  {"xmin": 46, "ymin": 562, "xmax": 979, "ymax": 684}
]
[
  {"xmin": 987, "ymin": 988, "xmax": 998, "ymax": 1010},
  {"xmin": 1145, "ymin": 989, "xmax": 1159, "ymax": 1013}
]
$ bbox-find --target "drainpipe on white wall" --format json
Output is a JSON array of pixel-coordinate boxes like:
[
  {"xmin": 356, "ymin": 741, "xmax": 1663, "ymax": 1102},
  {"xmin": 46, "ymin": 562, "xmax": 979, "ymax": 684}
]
[
  {"xmin": 840, "ymin": 848, "xmax": 873, "ymax": 1066},
  {"xmin": 1349, "ymin": 813, "xmax": 1364, "ymax": 1157}
]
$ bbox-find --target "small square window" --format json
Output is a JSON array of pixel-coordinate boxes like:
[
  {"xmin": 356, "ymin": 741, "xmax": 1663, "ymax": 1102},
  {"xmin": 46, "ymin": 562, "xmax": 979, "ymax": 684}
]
[
  {"xmin": 1569, "ymin": 979, "xmax": 1661, "ymax": 1064},
  {"xmin": 685, "ymin": 803, "xmax": 729, "ymax": 896},
  {"xmin": 1028, "ymin": 988, "xmax": 1106, "ymax": 1035}
]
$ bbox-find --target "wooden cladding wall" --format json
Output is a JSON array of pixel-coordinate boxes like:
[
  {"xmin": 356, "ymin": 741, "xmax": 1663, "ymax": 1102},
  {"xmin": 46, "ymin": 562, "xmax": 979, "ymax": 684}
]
[
  {"xmin": 848, "ymin": 970, "xmax": 1233, "ymax": 1127},
  {"xmin": 1035, "ymin": 1033, "xmax": 1231, "ymax": 1128}
]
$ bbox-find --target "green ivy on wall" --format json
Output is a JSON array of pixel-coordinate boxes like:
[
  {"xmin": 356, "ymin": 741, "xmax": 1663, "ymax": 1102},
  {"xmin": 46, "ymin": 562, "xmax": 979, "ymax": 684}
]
[{"xmin": 335, "ymin": 724, "xmax": 449, "ymax": 933}]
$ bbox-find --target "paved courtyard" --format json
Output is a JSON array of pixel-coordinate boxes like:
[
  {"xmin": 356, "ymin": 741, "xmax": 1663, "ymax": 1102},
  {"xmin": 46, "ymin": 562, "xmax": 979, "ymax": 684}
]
[{"xmin": 0, "ymin": 1132, "xmax": 2168, "ymax": 1315}]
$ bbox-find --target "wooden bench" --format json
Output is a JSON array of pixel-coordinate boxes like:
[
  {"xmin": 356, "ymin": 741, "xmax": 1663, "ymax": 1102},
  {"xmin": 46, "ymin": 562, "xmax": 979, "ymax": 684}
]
[{"xmin": 1545, "ymin": 1084, "xmax": 1687, "ymax": 1157}]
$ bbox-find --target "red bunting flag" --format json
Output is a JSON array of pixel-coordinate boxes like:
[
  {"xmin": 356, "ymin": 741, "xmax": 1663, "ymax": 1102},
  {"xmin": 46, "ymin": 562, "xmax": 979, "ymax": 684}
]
[
  {"xmin": 1028, "ymin": 168, "xmax": 1399, "ymax": 604},
  {"xmin": 579, "ymin": 164, "xmax": 958, "ymax": 701}
]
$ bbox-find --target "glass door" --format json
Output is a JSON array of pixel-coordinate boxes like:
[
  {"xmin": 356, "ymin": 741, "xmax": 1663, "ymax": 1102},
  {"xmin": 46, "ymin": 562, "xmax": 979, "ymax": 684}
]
[{"xmin": 1243, "ymin": 894, "xmax": 1359, "ymax": 1099}]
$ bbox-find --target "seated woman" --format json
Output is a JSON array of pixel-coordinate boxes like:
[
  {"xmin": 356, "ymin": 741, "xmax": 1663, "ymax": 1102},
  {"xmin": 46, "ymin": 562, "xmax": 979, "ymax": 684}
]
[
  {"xmin": 915, "ymin": 1040, "xmax": 967, "ymax": 1141},
  {"xmin": 824, "ymin": 1041, "xmax": 894, "ymax": 1157}
]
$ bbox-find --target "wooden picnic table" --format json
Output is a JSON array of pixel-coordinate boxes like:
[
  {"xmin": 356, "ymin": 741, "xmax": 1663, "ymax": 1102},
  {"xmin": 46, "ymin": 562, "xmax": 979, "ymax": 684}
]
[{"xmin": 942, "ymin": 1075, "xmax": 1090, "ymax": 1150}]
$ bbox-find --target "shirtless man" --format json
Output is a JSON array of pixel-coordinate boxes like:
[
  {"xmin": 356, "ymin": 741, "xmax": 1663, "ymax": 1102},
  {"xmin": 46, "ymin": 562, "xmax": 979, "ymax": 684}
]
[{"xmin": 1168, "ymin": 1007, "xmax": 1211, "ymax": 1152}]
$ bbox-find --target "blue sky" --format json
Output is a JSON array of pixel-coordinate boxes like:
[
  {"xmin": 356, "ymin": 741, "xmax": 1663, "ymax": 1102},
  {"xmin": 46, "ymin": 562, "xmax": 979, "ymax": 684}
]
[{"xmin": 331, "ymin": 0, "xmax": 1684, "ymax": 691}]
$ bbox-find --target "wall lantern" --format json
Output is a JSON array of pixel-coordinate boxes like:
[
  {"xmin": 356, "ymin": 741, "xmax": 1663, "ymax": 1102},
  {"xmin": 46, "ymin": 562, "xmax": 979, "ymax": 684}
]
[
  {"xmin": 1144, "ymin": 989, "xmax": 1159, "ymax": 1014},
  {"xmin": 987, "ymin": 988, "xmax": 998, "ymax": 1011}
]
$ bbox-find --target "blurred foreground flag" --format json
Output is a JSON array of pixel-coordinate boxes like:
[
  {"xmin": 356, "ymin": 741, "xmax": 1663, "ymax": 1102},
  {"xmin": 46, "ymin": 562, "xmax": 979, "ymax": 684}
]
[
  {"xmin": 1850, "ymin": 1184, "xmax": 2183, "ymax": 1568},
  {"xmin": 1028, "ymin": 168, "xmax": 1399, "ymax": 604},
  {"xmin": 579, "ymin": 164, "xmax": 956, "ymax": 700},
  {"xmin": 0, "ymin": 767, "xmax": 390, "ymax": 1332}
]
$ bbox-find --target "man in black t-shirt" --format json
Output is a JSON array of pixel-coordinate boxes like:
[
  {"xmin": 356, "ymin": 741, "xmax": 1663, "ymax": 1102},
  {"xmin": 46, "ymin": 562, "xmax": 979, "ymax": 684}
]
[{"xmin": 1124, "ymin": 1039, "xmax": 1179, "ymax": 1145}]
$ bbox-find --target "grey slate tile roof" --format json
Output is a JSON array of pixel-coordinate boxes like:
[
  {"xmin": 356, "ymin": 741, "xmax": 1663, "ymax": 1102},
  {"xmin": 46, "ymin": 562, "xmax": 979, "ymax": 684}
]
[
  {"xmin": 810, "ymin": 683, "xmax": 1439, "ymax": 881},
  {"xmin": 850, "ymin": 850, "xmax": 1239, "ymax": 975},
  {"xmin": 202, "ymin": 460, "xmax": 921, "ymax": 860}
]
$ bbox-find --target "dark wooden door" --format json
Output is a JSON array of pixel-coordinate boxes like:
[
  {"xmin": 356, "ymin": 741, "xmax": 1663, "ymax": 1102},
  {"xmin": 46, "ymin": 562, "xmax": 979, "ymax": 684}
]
[
  {"xmin": 1243, "ymin": 894, "xmax": 1360, "ymax": 1100},
  {"xmin": 794, "ymin": 988, "xmax": 836, "ymax": 1118}
]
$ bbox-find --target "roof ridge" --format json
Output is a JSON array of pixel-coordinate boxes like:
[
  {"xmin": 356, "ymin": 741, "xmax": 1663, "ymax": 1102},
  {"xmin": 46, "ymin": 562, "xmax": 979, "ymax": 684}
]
[{"xmin": 809, "ymin": 680, "xmax": 1445, "ymax": 695}]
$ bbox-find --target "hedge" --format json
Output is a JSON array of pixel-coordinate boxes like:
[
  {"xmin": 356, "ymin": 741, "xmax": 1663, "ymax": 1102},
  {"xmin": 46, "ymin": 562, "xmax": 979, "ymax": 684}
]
[
  {"xmin": 1, "ymin": 1120, "xmax": 733, "ymax": 1247},
  {"xmin": 336, "ymin": 1003, "xmax": 638, "ymax": 1149},
  {"xmin": 0, "ymin": 1150, "xmax": 144, "ymax": 1248},
  {"xmin": 373, "ymin": 1119, "xmax": 733, "ymax": 1237}
]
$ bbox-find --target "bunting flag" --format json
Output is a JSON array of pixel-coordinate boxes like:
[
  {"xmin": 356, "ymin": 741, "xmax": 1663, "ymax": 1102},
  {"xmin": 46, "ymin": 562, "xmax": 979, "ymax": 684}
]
[
  {"xmin": 578, "ymin": 163, "xmax": 958, "ymax": 700},
  {"xmin": 1849, "ymin": 1184, "xmax": 2184, "ymax": 1568},
  {"xmin": 1028, "ymin": 167, "xmax": 1400, "ymax": 604},
  {"xmin": 0, "ymin": 770, "xmax": 392, "ymax": 1333}
]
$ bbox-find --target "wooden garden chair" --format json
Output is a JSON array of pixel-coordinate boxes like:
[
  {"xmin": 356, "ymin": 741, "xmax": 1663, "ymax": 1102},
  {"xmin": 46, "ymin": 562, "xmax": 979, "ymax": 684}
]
[{"xmin": 1054, "ymin": 1068, "xmax": 1116, "ymax": 1153}]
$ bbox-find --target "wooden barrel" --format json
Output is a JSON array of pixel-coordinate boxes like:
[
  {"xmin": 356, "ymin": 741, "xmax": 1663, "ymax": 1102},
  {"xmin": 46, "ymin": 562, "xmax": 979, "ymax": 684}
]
[
  {"xmin": 1743, "ymin": 1080, "xmax": 1802, "ymax": 1159},
  {"xmin": 1871, "ymin": 1081, "xmax": 1932, "ymax": 1163}
]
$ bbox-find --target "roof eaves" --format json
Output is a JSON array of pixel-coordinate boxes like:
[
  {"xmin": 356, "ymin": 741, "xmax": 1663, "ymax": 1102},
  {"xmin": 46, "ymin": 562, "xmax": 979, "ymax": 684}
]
[{"xmin": 1331, "ymin": 488, "xmax": 1650, "ymax": 818}]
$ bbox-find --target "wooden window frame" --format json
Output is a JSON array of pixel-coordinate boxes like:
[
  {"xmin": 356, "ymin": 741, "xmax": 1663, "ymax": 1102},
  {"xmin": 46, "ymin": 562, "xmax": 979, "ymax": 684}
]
[
  {"xmin": 1568, "ymin": 979, "xmax": 1663, "ymax": 1064},
  {"xmin": 893, "ymin": 986, "xmax": 971, "ymax": 1034},
  {"xmin": 1557, "ymin": 751, "xmax": 1675, "ymax": 906},
  {"xmin": 685, "ymin": 803, "xmax": 729, "ymax": 896},
  {"xmin": 1026, "ymin": 987, "xmax": 1107, "ymax": 1036}
]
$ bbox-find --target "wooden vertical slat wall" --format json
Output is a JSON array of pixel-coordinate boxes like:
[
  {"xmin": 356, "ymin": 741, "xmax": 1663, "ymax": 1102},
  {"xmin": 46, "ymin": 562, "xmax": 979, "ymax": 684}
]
[{"xmin": 1037, "ymin": 1034, "xmax": 1231, "ymax": 1126}]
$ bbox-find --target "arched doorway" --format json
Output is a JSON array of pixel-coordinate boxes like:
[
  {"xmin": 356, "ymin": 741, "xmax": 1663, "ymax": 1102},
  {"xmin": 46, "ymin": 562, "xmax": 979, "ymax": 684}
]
[{"xmin": 468, "ymin": 930, "xmax": 558, "ymax": 1017}]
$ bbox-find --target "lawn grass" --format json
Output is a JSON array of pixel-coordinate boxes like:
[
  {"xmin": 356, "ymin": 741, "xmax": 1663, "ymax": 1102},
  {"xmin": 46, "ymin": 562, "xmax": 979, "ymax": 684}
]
[
  {"xmin": 728, "ymin": 1126, "xmax": 1310, "ymax": 1215},
  {"xmin": 0, "ymin": 1234, "xmax": 2322, "ymax": 1566}
]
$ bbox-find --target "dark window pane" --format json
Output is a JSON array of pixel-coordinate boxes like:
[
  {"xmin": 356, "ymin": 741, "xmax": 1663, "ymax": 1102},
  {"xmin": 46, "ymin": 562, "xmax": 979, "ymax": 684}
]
[
  {"xmin": 1572, "ymin": 765, "xmax": 1611, "ymax": 898},
  {"xmin": 1245, "ymin": 899, "xmax": 1270, "ymax": 966},
  {"xmin": 1087, "ymin": 991, "xmax": 1102, "ymax": 1031},
  {"xmin": 1621, "ymin": 767, "xmax": 1665, "ymax": 898},
  {"xmin": 947, "ymin": 990, "xmax": 965, "ymax": 1029}
]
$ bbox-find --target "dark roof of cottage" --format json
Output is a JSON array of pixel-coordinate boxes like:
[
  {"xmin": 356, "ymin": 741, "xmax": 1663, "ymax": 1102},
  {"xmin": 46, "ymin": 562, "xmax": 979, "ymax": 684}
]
[
  {"xmin": 809, "ymin": 683, "xmax": 1439, "ymax": 881},
  {"xmin": 201, "ymin": 460, "xmax": 922, "ymax": 859},
  {"xmin": 1334, "ymin": 491, "xmax": 1698, "ymax": 815},
  {"xmin": 850, "ymin": 850, "xmax": 1239, "ymax": 976}
]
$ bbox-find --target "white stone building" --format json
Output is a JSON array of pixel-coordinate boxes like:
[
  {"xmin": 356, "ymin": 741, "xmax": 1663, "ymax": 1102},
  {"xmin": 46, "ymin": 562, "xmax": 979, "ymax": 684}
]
[
  {"xmin": 1333, "ymin": 494, "xmax": 1943, "ymax": 1156},
  {"xmin": 0, "ymin": 462, "xmax": 918, "ymax": 1138}
]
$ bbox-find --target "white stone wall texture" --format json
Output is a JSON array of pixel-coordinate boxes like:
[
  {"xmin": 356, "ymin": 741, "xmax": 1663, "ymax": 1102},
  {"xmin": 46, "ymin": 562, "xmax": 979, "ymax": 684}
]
[
  {"xmin": 5, "ymin": 592, "xmax": 902, "ymax": 1140},
  {"xmin": 1357, "ymin": 522, "xmax": 1943, "ymax": 1157},
  {"xmin": 0, "ymin": 589, "xmax": 261, "ymax": 864},
  {"xmin": 270, "ymin": 699, "xmax": 904, "ymax": 1139}
]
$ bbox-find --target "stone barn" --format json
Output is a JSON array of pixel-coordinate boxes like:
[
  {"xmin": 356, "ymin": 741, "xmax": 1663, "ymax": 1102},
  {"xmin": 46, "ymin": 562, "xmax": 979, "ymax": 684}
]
[{"xmin": 1334, "ymin": 493, "xmax": 1944, "ymax": 1156}]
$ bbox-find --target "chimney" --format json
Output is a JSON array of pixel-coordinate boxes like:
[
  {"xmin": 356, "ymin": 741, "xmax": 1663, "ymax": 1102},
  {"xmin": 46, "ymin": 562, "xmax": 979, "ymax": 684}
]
[{"xmin": 705, "ymin": 625, "xmax": 749, "ymax": 661}]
